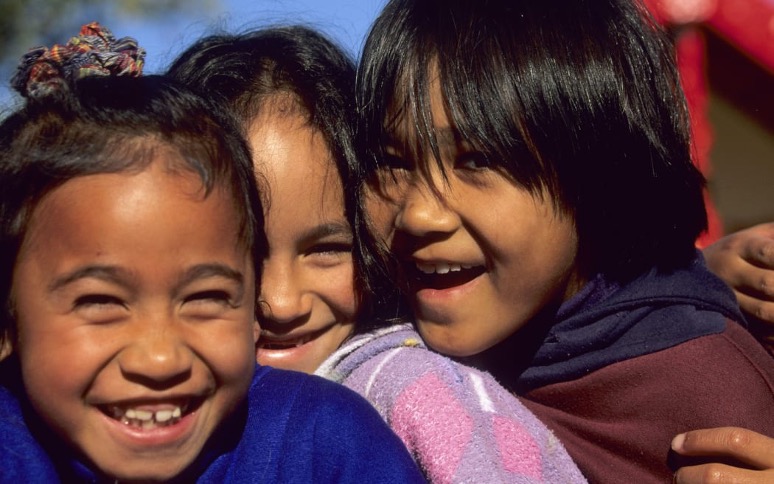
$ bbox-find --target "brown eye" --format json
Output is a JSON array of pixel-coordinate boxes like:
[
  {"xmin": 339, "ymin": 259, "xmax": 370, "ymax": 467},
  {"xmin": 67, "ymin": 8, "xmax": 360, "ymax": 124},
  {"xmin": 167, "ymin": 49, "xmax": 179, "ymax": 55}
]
[
  {"xmin": 456, "ymin": 151, "xmax": 490, "ymax": 170},
  {"xmin": 382, "ymin": 152, "xmax": 412, "ymax": 171}
]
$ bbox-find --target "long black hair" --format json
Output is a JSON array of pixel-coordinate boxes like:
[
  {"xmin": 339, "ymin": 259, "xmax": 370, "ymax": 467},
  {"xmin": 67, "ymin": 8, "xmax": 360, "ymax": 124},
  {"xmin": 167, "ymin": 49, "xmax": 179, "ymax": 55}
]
[
  {"xmin": 358, "ymin": 0, "xmax": 707, "ymax": 284},
  {"xmin": 168, "ymin": 25, "xmax": 392, "ymax": 329}
]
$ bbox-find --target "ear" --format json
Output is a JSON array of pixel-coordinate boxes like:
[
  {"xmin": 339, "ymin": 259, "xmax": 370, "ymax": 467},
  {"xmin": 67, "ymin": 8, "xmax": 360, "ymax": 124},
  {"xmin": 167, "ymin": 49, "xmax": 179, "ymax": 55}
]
[
  {"xmin": 0, "ymin": 308, "xmax": 16, "ymax": 361},
  {"xmin": 0, "ymin": 331, "xmax": 13, "ymax": 361}
]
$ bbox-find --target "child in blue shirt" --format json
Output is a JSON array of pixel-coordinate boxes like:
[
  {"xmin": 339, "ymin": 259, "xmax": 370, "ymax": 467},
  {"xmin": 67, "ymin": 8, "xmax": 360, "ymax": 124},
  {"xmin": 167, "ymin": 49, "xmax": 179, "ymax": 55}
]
[{"xmin": 0, "ymin": 23, "xmax": 423, "ymax": 483}]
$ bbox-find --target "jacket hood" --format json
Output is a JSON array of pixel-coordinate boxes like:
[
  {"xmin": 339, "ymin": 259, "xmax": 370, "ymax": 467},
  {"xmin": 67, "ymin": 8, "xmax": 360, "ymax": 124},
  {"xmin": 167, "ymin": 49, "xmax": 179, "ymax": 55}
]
[{"xmin": 518, "ymin": 251, "xmax": 745, "ymax": 392}]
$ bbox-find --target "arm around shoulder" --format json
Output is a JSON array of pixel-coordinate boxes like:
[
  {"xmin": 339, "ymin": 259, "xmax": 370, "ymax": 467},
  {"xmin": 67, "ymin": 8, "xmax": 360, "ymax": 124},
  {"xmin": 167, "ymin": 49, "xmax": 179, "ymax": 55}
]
[{"xmin": 704, "ymin": 222, "xmax": 774, "ymax": 351}]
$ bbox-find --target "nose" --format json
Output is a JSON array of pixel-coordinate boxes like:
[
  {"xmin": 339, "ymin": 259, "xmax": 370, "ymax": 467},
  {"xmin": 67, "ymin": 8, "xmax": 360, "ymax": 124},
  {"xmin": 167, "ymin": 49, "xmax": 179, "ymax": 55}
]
[
  {"xmin": 118, "ymin": 317, "xmax": 193, "ymax": 387},
  {"xmin": 395, "ymin": 176, "xmax": 460, "ymax": 238},
  {"xmin": 259, "ymin": 259, "xmax": 312, "ymax": 325}
]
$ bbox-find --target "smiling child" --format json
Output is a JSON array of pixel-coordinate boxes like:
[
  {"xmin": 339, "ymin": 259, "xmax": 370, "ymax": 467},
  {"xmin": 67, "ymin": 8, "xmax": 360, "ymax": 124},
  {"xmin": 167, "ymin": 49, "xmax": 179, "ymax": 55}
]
[
  {"xmin": 356, "ymin": 0, "xmax": 774, "ymax": 481},
  {"xmin": 167, "ymin": 26, "xmax": 363, "ymax": 375},
  {"xmin": 0, "ymin": 23, "xmax": 423, "ymax": 482}
]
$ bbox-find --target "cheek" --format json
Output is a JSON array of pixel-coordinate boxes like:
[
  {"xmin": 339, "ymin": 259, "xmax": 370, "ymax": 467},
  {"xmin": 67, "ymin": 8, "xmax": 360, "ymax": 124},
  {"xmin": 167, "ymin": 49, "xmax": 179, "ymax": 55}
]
[
  {"xmin": 17, "ymin": 326, "xmax": 108, "ymax": 432},
  {"xmin": 15, "ymin": 304, "xmax": 88, "ymax": 389},
  {"xmin": 364, "ymin": 189, "xmax": 398, "ymax": 244},
  {"xmin": 204, "ymin": 320, "xmax": 257, "ymax": 381},
  {"xmin": 314, "ymin": 265, "xmax": 358, "ymax": 321}
]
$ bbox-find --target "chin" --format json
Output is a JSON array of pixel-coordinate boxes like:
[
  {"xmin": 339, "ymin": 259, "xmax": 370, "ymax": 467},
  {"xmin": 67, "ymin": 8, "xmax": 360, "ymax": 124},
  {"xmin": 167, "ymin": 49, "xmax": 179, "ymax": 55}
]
[
  {"xmin": 418, "ymin": 321, "xmax": 500, "ymax": 359},
  {"xmin": 104, "ymin": 461, "xmax": 190, "ymax": 483}
]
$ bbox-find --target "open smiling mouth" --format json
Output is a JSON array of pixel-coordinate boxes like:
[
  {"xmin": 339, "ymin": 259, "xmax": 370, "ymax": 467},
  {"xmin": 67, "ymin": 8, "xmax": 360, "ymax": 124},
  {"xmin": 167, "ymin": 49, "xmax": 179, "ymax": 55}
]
[
  {"xmin": 101, "ymin": 398, "xmax": 203, "ymax": 430},
  {"xmin": 409, "ymin": 263, "xmax": 486, "ymax": 290},
  {"xmin": 258, "ymin": 327, "xmax": 326, "ymax": 350}
]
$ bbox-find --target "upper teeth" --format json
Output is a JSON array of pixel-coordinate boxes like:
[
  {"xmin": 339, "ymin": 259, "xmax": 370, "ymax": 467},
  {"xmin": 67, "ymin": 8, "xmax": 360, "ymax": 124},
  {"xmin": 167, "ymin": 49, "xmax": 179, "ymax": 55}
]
[
  {"xmin": 260, "ymin": 333, "xmax": 315, "ymax": 349},
  {"xmin": 111, "ymin": 406, "xmax": 183, "ymax": 426},
  {"xmin": 417, "ymin": 262, "xmax": 473, "ymax": 274}
]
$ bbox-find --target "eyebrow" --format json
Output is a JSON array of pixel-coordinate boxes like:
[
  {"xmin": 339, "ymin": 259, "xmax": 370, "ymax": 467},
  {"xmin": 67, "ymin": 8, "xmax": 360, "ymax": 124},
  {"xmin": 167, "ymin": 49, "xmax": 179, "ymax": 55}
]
[
  {"xmin": 48, "ymin": 265, "xmax": 134, "ymax": 293},
  {"xmin": 173, "ymin": 263, "xmax": 246, "ymax": 299},
  {"xmin": 299, "ymin": 222, "xmax": 353, "ymax": 245},
  {"xmin": 48, "ymin": 263, "xmax": 246, "ymax": 298},
  {"xmin": 384, "ymin": 126, "xmax": 460, "ymax": 151},
  {"xmin": 432, "ymin": 127, "xmax": 459, "ymax": 147}
]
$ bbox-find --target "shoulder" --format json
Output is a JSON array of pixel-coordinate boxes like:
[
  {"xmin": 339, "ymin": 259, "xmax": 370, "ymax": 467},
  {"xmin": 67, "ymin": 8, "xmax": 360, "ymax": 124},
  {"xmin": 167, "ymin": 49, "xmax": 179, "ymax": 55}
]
[
  {"xmin": 0, "ymin": 386, "xmax": 59, "ymax": 481},
  {"xmin": 322, "ymin": 323, "xmax": 525, "ymax": 413},
  {"xmin": 527, "ymin": 318, "xmax": 774, "ymax": 437},
  {"xmin": 324, "ymin": 331, "xmax": 586, "ymax": 482},
  {"xmin": 316, "ymin": 323, "xmax": 424, "ymax": 380},
  {"xmin": 256, "ymin": 365, "xmax": 397, "ymax": 433},
  {"xmin": 524, "ymin": 261, "xmax": 746, "ymax": 390},
  {"xmin": 671, "ymin": 319, "xmax": 774, "ymax": 394},
  {"xmin": 522, "ymin": 320, "xmax": 774, "ymax": 483},
  {"xmin": 235, "ymin": 365, "xmax": 424, "ymax": 483}
]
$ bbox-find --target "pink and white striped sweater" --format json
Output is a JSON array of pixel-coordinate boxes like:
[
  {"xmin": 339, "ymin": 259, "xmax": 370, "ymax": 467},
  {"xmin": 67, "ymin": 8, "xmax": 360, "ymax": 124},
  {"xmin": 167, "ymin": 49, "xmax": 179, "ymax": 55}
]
[{"xmin": 316, "ymin": 323, "xmax": 586, "ymax": 483}]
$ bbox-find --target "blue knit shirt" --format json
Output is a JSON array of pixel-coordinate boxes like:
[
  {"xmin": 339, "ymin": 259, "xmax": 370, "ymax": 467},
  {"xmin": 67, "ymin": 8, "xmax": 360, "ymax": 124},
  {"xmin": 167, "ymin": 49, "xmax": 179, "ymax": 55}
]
[{"xmin": 0, "ymin": 363, "xmax": 425, "ymax": 483}]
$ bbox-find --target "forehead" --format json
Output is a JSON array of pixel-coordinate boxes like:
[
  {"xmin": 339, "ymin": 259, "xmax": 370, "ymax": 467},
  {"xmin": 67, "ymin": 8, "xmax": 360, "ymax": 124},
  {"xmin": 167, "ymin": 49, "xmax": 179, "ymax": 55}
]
[
  {"xmin": 20, "ymin": 158, "xmax": 244, "ymax": 259},
  {"xmin": 384, "ymin": 68, "xmax": 474, "ymax": 181},
  {"xmin": 386, "ymin": 63, "xmax": 457, "ymax": 142},
  {"xmin": 248, "ymin": 108, "xmax": 343, "ymax": 204}
]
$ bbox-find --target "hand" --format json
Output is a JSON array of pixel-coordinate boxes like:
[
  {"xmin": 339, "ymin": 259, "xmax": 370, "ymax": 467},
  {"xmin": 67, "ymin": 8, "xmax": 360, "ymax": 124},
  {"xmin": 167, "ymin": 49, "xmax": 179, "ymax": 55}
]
[
  {"xmin": 703, "ymin": 222, "xmax": 774, "ymax": 348},
  {"xmin": 672, "ymin": 427, "xmax": 774, "ymax": 483}
]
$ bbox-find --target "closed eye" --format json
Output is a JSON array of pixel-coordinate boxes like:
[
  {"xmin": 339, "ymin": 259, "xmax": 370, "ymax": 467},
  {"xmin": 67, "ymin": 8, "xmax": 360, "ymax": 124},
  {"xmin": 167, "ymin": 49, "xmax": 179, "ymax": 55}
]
[
  {"xmin": 307, "ymin": 242, "xmax": 352, "ymax": 256},
  {"xmin": 74, "ymin": 294, "xmax": 125, "ymax": 309},
  {"xmin": 184, "ymin": 290, "xmax": 234, "ymax": 306},
  {"xmin": 181, "ymin": 289, "xmax": 239, "ymax": 320},
  {"xmin": 72, "ymin": 294, "xmax": 128, "ymax": 323},
  {"xmin": 306, "ymin": 242, "xmax": 353, "ymax": 269}
]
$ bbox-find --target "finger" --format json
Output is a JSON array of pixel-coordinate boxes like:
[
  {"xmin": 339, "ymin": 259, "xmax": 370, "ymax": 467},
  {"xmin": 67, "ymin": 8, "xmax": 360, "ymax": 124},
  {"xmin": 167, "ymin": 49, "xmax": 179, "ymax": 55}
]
[
  {"xmin": 738, "ymin": 233, "xmax": 774, "ymax": 270},
  {"xmin": 729, "ymin": 267, "xmax": 774, "ymax": 303},
  {"xmin": 747, "ymin": 222, "xmax": 774, "ymax": 240},
  {"xmin": 673, "ymin": 463, "xmax": 774, "ymax": 484},
  {"xmin": 673, "ymin": 428, "xmax": 774, "ymax": 469},
  {"xmin": 736, "ymin": 292, "xmax": 774, "ymax": 324},
  {"xmin": 703, "ymin": 242, "xmax": 749, "ymax": 287}
]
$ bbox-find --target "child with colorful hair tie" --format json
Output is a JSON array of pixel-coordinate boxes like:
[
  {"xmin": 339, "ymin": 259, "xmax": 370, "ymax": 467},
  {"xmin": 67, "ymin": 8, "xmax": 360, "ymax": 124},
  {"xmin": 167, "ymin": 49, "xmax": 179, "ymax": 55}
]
[
  {"xmin": 0, "ymin": 23, "xmax": 423, "ymax": 482},
  {"xmin": 11, "ymin": 22, "xmax": 145, "ymax": 99}
]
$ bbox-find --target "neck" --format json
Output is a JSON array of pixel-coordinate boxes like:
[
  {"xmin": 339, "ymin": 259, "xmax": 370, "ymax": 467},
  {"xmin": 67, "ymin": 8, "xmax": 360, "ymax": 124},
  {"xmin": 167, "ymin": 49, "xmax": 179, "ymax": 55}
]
[
  {"xmin": 456, "ymin": 299, "xmax": 559, "ymax": 393},
  {"xmin": 456, "ymin": 270, "xmax": 590, "ymax": 392}
]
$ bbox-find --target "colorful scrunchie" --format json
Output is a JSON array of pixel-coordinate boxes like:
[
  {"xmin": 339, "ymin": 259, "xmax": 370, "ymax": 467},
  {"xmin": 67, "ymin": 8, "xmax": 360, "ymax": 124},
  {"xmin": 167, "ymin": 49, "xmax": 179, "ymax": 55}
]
[{"xmin": 11, "ymin": 22, "xmax": 146, "ymax": 99}]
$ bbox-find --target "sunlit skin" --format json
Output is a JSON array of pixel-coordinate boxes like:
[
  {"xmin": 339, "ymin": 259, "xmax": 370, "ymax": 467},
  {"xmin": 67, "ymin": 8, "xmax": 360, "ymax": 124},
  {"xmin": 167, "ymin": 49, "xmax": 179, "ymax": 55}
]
[
  {"xmin": 10, "ymin": 156, "xmax": 257, "ymax": 481},
  {"xmin": 253, "ymin": 96, "xmax": 357, "ymax": 374},
  {"xmin": 365, "ymin": 73, "xmax": 584, "ymax": 358}
]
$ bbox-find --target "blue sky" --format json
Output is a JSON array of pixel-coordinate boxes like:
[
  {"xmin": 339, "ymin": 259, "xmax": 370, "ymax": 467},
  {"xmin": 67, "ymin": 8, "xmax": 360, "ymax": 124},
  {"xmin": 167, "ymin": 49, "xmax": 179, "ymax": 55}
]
[
  {"xmin": 1, "ymin": 0, "xmax": 386, "ymax": 105},
  {"xmin": 131, "ymin": 0, "xmax": 387, "ymax": 73}
]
